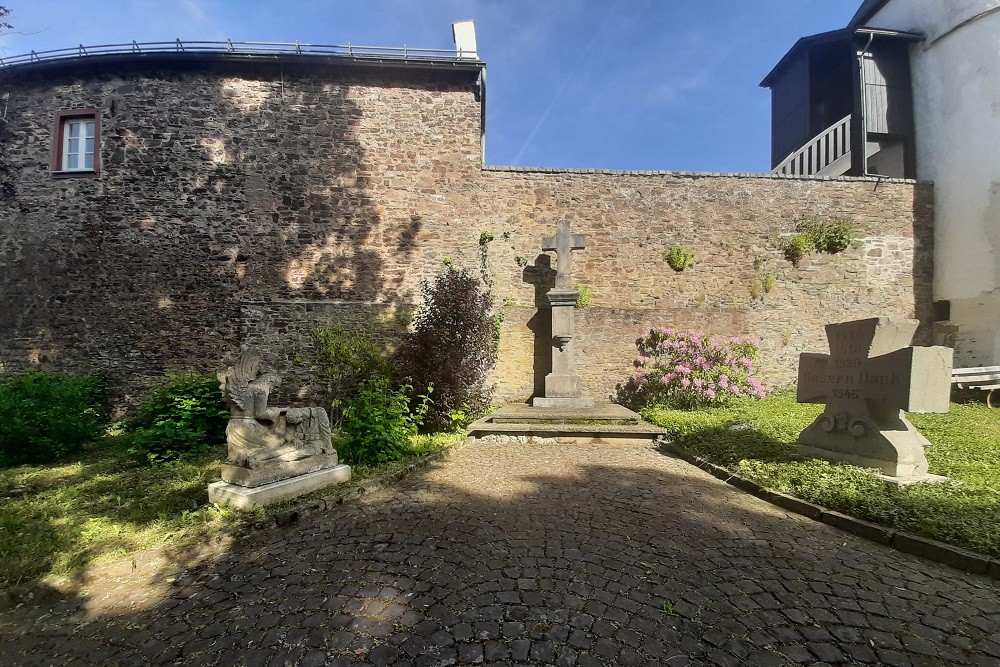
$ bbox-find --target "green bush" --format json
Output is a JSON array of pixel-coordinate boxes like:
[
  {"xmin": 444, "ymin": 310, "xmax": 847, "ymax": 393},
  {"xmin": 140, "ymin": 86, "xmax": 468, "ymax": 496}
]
[
  {"xmin": 128, "ymin": 372, "xmax": 228, "ymax": 465},
  {"xmin": 394, "ymin": 266, "xmax": 498, "ymax": 432},
  {"xmin": 339, "ymin": 378, "xmax": 430, "ymax": 466},
  {"xmin": 781, "ymin": 234, "xmax": 813, "ymax": 266},
  {"xmin": 305, "ymin": 326, "xmax": 390, "ymax": 426},
  {"xmin": 782, "ymin": 219, "xmax": 857, "ymax": 265},
  {"xmin": 799, "ymin": 219, "xmax": 857, "ymax": 253},
  {"xmin": 665, "ymin": 244, "xmax": 695, "ymax": 272},
  {"xmin": 0, "ymin": 372, "xmax": 107, "ymax": 467}
]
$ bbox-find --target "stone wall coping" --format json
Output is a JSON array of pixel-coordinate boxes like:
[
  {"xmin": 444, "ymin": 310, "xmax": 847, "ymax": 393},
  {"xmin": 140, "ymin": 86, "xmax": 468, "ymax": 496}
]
[{"xmin": 482, "ymin": 164, "xmax": 925, "ymax": 184}]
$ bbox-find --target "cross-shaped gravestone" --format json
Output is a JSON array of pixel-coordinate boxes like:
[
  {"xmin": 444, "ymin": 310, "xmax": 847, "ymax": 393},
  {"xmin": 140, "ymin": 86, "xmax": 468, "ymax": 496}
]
[
  {"xmin": 797, "ymin": 317, "xmax": 952, "ymax": 481},
  {"xmin": 542, "ymin": 220, "xmax": 586, "ymax": 289},
  {"xmin": 533, "ymin": 220, "xmax": 593, "ymax": 408}
]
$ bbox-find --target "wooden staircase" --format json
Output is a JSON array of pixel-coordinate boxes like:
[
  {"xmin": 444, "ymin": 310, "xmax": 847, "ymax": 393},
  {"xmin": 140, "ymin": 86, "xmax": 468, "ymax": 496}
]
[{"xmin": 771, "ymin": 115, "xmax": 853, "ymax": 177}]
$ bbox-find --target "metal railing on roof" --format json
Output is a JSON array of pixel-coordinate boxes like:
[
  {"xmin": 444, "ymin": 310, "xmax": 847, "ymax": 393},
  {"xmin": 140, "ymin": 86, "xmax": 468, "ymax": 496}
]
[{"xmin": 0, "ymin": 39, "xmax": 480, "ymax": 68}]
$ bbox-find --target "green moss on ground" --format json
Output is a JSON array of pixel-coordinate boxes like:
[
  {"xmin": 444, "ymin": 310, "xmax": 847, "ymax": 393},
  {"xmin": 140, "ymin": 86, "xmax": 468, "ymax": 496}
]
[{"xmin": 644, "ymin": 390, "xmax": 1000, "ymax": 558}]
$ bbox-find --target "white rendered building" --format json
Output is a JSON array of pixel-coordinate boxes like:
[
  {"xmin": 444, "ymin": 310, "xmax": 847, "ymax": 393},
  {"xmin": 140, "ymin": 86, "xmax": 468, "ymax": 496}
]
[{"xmin": 764, "ymin": 0, "xmax": 1000, "ymax": 365}]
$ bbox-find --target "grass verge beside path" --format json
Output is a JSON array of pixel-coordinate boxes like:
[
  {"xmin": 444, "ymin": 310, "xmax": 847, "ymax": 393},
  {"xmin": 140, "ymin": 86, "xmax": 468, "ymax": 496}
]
[
  {"xmin": 0, "ymin": 433, "xmax": 462, "ymax": 592},
  {"xmin": 644, "ymin": 390, "xmax": 1000, "ymax": 559}
]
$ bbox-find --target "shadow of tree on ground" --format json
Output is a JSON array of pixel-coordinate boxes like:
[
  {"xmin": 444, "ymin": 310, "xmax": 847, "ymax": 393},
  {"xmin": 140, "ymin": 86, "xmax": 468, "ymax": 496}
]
[{"xmin": 2, "ymin": 441, "xmax": 997, "ymax": 666}]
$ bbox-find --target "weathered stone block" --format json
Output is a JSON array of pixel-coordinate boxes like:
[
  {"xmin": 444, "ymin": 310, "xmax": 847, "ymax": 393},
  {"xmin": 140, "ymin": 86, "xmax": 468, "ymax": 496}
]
[
  {"xmin": 797, "ymin": 318, "xmax": 952, "ymax": 481},
  {"xmin": 208, "ymin": 464, "xmax": 352, "ymax": 509}
]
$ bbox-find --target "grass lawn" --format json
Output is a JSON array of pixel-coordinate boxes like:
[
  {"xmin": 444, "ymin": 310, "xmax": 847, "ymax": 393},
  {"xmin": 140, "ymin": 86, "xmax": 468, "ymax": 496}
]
[
  {"xmin": 645, "ymin": 390, "xmax": 1000, "ymax": 559},
  {"xmin": 0, "ymin": 432, "xmax": 462, "ymax": 592}
]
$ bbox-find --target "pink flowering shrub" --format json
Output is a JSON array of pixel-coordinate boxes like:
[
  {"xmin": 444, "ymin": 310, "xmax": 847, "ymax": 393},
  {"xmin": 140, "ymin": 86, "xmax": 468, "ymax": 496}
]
[{"xmin": 614, "ymin": 328, "xmax": 772, "ymax": 410}]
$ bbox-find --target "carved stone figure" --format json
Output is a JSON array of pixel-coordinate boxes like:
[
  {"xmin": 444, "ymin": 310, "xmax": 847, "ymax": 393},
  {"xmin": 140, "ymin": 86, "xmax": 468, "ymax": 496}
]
[{"xmin": 218, "ymin": 349, "xmax": 339, "ymax": 487}]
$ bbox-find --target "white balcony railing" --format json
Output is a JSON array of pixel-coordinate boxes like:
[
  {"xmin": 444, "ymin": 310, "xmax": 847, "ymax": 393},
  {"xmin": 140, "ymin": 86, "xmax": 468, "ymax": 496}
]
[{"xmin": 772, "ymin": 115, "xmax": 852, "ymax": 177}]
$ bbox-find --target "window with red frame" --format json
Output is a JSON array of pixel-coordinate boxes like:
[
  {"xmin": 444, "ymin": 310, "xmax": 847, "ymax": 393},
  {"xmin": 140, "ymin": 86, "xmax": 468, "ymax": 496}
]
[{"xmin": 51, "ymin": 109, "xmax": 101, "ymax": 177}]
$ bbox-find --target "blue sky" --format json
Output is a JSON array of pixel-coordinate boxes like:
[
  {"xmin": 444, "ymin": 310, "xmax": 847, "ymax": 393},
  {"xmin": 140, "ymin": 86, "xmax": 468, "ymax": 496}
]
[{"xmin": 2, "ymin": 1, "xmax": 860, "ymax": 172}]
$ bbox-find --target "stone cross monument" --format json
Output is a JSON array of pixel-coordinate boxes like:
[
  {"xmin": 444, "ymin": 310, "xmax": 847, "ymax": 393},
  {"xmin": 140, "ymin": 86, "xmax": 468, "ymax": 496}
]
[
  {"xmin": 797, "ymin": 317, "xmax": 952, "ymax": 482},
  {"xmin": 533, "ymin": 220, "xmax": 594, "ymax": 408}
]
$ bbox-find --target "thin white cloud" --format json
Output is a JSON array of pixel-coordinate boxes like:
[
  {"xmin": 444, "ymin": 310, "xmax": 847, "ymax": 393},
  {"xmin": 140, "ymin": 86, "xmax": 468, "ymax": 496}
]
[
  {"xmin": 181, "ymin": 0, "xmax": 210, "ymax": 24},
  {"xmin": 511, "ymin": 0, "xmax": 620, "ymax": 164}
]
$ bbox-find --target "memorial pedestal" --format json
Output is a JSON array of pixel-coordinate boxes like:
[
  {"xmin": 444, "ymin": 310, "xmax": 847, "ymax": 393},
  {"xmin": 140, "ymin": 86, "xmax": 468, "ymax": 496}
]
[
  {"xmin": 533, "ymin": 287, "xmax": 594, "ymax": 408},
  {"xmin": 209, "ymin": 464, "xmax": 352, "ymax": 509},
  {"xmin": 796, "ymin": 318, "xmax": 952, "ymax": 484}
]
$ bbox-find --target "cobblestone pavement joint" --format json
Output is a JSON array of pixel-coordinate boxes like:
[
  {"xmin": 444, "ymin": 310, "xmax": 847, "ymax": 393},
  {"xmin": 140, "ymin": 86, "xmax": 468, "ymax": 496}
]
[{"xmin": 2, "ymin": 440, "xmax": 999, "ymax": 666}]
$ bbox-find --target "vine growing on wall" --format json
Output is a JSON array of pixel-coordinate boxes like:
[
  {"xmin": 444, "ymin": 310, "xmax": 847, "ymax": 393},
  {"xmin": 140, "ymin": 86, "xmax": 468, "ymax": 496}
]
[{"xmin": 478, "ymin": 230, "xmax": 495, "ymax": 291}]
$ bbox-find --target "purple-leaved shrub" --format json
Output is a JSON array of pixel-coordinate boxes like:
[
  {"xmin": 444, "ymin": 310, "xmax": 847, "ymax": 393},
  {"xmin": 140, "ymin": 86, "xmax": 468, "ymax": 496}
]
[{"xmin": 614, "ymin": 328, "xmax": 772, "ymax": 410}]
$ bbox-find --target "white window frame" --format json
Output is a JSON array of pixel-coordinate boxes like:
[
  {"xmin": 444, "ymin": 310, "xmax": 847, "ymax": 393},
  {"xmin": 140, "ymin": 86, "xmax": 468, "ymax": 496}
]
[
  {"xmin": 61, "ymin": 118, "xmax": 96, "ymax": 172},
  {"xmin": 52, "ymin": 108, "xmax": 101, "ymax": 178}
]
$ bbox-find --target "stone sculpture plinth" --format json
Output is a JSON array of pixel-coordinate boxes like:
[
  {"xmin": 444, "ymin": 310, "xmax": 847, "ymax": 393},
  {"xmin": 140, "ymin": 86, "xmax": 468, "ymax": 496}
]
[
  {"xmin": 208, "ymin": 349, "xmax": 350, "ymax": 508},
  {"xmin": 796, "ymin": 318, "xmax": 952, "ymax": 483},
  {"xmin": 533, "ymin": 220, "xmax": 594, "ymax": 408}
]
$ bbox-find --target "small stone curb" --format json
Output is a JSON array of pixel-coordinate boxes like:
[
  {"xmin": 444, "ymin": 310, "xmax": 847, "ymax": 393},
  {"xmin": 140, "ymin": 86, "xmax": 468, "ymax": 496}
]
[
  {"xmin": 660, "ymin": 439, "xmax": 999, "ymax": 579},
  {"xmin": 233, "ymin": 437, "xmax": 472, "ymax": 533}
]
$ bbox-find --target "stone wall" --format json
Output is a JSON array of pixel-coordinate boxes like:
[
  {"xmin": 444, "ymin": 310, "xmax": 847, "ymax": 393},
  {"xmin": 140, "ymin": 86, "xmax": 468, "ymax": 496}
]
[
  {"xmin": 0, "ymin": 58, "xmax": 482, "ymax": 402},
  {"xmin": 474, "ymin": 169, "xmax": 934, "ymax": 400},
  {"xmin": 0, "ymin": 57, "xmax": 934, "ymax": 406}
]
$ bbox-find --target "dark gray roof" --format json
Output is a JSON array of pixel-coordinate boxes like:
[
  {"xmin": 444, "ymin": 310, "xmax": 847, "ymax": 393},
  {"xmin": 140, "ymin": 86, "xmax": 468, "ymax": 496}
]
[
  {"xmin": 760, "ymin": 23, "xmax": 922, "ymax": 88},
  {"xmin": 850, "ymin": 0, "xmax": 894, "ymax": 28},
  {"xmin": 759, "ymin": 29, "xmax": 850, "ymax": 88}
]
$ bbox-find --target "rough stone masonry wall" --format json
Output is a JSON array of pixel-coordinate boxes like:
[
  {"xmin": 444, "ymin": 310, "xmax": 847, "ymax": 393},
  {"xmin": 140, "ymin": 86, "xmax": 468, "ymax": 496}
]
[
  {"xmin": 473, "ymin": 169, "xmax": 934, "ymax": 401},
  {"xmin": 0, "ymin": 60, "xmax": 483, "ymax": 403},
  {"xmin": 0, "ymin": 59, "xmax": 933, "ymax": 406}
]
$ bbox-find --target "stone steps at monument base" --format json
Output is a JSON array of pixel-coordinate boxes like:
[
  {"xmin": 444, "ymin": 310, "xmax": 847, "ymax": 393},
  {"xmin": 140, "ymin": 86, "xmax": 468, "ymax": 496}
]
[
  {"xmin": 479, "ymin": 403, "xmax": 644, "ymax": 425},
  {"xmin": 468, "ymin": 421, "xmax": 665, "ymax": 445}
]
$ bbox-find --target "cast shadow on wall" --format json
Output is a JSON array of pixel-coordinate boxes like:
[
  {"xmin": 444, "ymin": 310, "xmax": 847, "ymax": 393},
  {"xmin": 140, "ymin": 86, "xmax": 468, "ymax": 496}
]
[
  {"xmin": 0, "ymin": 61, "xmax": 429, "ymax": 400},
  {"xmin": 524, "ymin": 254, "xmax": 555, "ymax": 401}
]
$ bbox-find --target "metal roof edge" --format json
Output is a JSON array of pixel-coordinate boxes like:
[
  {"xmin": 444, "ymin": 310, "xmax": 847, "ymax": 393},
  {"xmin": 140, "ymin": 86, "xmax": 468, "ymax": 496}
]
[
  {"xmin": 0, "ymin": 48, "xmax": 485, "ymax": 80},
  {"xmin": 759, "ymin": 28, "xmax": 851, "ymax": 89},
  {"xmin": 760, "ymin": 27, "xmax": 923, "ymax": 88}
]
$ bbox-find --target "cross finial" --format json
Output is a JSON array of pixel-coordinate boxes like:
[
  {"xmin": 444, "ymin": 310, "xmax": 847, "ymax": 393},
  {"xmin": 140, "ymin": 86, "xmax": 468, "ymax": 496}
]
[{"xmin": 541, "ymin": 220, "xmax": 586, "ymax": 289}]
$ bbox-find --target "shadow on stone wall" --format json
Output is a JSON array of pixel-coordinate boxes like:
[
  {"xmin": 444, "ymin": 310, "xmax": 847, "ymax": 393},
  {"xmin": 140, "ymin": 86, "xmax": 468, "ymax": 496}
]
[
  {"xmin": 523, "ymin": 255, "xmax": 555, "ymax": 401},
  {"xmin": 910, "ymin": 184, "xmax": 936, "ymax": 345},
  {"xmin": 0, "ymin": 61, "xmax": 430, "ymax": 405}
]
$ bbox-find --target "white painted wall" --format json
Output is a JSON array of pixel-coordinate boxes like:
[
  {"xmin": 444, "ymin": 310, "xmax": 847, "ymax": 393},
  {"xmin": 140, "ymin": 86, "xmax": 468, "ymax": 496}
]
[{"xmin": 865, "ymin": 0, "xmax": 1000, "ymax": 364}]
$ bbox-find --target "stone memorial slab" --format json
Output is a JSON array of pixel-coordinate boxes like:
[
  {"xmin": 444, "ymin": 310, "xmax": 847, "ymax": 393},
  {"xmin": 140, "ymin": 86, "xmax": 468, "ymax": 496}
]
[
  {"xmin": 533, "ymin": 220, "xmax": 594, "ymax": 408},
  {"xmin": 208, "ymin": 349, "xmax": 350, "ymax": 508},
  {"xmin": 797, "ymin": 317, "xmax": 952, "ymax": 483}
]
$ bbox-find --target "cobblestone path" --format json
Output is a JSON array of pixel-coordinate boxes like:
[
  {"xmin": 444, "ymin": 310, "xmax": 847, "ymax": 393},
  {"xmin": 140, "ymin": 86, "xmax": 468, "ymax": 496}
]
[{"xmin": 2, "ymin": 440, "xmax": 999, "ymax": 666}]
